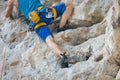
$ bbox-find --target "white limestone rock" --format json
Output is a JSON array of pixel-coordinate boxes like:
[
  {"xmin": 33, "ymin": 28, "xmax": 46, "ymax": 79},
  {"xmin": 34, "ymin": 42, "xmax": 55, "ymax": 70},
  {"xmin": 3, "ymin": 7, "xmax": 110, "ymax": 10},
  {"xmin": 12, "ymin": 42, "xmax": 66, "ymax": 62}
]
[{"xmin": 0, "ymin": 0, "xmax": 120, "ymax": 80}]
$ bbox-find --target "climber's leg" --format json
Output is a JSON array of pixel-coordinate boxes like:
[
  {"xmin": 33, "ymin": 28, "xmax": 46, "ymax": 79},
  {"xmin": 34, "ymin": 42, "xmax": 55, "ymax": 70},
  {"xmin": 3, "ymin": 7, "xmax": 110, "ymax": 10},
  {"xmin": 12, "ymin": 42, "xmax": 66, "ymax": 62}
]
[
  {"xmin": 53, "ymin": 2, "xmax": 73, "ymax": 32},
  {"xmin": 35, "ymin": 25, "xmax": 68, "ymax": 68},
  {"xmin": 45, "ymin": 35, "xmax": 64, "ymax": 56},
  {"xmin": 59, "ymin": 2, "xmax": 73, "ymax": 28},
  {"xmin": 35, "ymin": 25, "xmax": 64, "ymax": 56},
  {"xmin": 46, "ymin": 35, "xmax": 68, "ymax": 68}
]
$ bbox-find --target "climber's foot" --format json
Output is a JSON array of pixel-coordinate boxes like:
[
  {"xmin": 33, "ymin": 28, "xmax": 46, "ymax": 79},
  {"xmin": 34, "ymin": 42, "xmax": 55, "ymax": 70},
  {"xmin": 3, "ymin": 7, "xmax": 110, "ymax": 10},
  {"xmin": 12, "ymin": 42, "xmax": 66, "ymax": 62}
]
[
  {"xmin": 56, "ymin": 25, "xmax": 73, "ymax": 32},
  {"xmin": 60, "ymin": 52, "xmax": 69, "ymax": 68}
]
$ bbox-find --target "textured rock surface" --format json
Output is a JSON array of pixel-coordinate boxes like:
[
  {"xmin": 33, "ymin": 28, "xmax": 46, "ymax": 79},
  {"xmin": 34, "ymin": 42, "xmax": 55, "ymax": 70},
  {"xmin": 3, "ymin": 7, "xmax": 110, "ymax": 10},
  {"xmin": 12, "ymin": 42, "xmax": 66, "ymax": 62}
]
[{"xmin": 0, "ymin": 0, "xmax": 120, "ymax": 80}]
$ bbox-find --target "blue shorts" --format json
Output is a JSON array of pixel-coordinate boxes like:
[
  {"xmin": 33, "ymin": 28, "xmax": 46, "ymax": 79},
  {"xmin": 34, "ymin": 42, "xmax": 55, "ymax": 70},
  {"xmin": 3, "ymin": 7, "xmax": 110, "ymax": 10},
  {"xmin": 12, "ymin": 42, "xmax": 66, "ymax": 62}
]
[{"xmin": 35, "ymin": 2, "xmax": 66, "ymax": 41}]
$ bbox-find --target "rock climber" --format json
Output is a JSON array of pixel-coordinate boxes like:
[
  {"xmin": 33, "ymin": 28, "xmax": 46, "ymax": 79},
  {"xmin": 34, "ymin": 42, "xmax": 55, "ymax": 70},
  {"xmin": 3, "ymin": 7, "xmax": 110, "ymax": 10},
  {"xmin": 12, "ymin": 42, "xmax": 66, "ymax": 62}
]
[{"xmin": 5, "ymin": 0, "xmax": 73, "ymax": 68}]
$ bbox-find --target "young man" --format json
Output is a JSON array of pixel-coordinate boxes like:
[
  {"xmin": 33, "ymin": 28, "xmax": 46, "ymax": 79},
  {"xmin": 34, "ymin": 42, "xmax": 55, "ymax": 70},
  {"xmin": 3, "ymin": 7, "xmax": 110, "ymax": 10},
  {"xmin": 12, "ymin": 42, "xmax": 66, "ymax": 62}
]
[{"xmin": 5, "ymin": 0, "xmax": 73, "ymax": 68}]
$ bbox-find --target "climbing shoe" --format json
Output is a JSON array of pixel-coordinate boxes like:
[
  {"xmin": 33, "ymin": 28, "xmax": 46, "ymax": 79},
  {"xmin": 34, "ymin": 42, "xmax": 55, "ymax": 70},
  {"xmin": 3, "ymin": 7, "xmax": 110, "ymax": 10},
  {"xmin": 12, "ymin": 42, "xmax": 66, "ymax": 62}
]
[
  {"xmin": 60, "ymin": 52, "xmax": 69, "ymax": 68},
  {"xmin": 56, "ymin": 25, "xmax": 73, "ymax": 32}
]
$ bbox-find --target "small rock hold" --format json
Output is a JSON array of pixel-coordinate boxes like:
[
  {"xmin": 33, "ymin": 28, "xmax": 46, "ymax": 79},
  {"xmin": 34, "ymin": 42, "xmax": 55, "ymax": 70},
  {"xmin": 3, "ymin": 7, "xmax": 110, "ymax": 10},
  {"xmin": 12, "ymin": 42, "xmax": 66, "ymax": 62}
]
[
  {"xmin": 10, "ymin": 61, "xmax": 19, "ymax": 66},
  {"xmin": 95, "ymin": 54, "xmax": 103, "ymax": 62}
]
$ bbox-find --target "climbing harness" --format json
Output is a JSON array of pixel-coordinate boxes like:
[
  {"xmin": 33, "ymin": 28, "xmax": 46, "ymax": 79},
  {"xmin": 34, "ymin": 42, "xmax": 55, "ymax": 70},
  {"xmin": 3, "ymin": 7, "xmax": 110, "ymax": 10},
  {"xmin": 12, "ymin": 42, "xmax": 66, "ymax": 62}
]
[
  {"xmin": 29, "ymin": 6, "xmax": 57, "ymax": 31},
  {"xmin": 29, "ymin": 6, "xmax": 43, "ymax": 24}
]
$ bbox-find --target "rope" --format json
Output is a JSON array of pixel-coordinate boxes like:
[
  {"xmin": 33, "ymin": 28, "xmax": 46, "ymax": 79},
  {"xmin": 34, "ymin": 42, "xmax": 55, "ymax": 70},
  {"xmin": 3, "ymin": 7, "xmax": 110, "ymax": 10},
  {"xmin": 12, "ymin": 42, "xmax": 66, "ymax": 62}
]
[{"xmin": 0, "ymin": 47, "xmax": 6, "ymax": 80}]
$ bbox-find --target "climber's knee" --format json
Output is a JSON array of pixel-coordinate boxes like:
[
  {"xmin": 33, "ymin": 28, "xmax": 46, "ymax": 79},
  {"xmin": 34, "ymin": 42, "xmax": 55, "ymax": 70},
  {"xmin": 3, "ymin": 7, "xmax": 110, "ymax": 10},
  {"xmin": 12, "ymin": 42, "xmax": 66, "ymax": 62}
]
[{"xmin": 45, "ymin": 35, "xmax": 54, "ymax": 44}]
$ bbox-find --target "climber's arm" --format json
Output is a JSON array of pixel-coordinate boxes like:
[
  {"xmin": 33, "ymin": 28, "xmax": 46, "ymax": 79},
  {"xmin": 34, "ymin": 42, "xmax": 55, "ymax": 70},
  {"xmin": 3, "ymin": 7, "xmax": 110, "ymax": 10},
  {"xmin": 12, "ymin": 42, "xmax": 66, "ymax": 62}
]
[{"xmin": 5, "ymin": 0, "xmax": 14, "ymax": 18}]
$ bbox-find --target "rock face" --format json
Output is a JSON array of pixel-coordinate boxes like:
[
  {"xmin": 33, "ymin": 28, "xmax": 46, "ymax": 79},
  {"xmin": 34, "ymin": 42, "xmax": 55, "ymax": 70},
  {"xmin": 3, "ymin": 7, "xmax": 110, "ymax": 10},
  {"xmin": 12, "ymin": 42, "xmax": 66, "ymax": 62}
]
[{"xmin": 0, "ymin": 0, "xmax": 120, "ymax": 80}]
